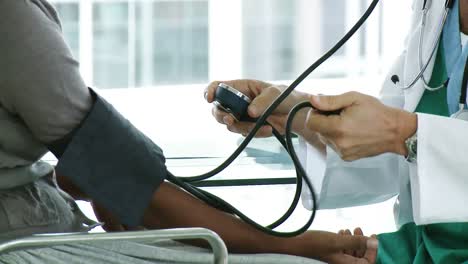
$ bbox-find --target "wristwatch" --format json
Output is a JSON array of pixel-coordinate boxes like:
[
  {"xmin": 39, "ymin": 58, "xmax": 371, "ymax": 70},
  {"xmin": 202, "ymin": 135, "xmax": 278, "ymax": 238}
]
[{"xmin": 404, "ymin": 133, "xmax": 417, "ymax": 163}]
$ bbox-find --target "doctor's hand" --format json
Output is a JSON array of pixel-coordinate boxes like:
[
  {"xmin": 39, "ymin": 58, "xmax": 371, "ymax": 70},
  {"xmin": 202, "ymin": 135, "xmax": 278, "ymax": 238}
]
[
  {"xmin": 306, "ymin": 91, "xmax": 417, "ymax": 161},
  {"xmin": 205, "ymin": 79, "xmax": 311, "ymax": 137}
]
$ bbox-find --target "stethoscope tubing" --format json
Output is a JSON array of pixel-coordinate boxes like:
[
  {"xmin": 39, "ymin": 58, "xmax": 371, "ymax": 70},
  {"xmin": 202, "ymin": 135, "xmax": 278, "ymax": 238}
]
[
  {"xmin": 396, "ymin": 0, "xmax": 454, "ymax": 90},
  {"xmin": 166, "ymin": 0, "xmax": 382, "ymax": 237},
  {"xmin": 397, "ymin": 7, "xmax": 450, "ymax": 90},
  {"xmin": 418, "ymin": 8, "xmax": 449, "ymax": 90}
]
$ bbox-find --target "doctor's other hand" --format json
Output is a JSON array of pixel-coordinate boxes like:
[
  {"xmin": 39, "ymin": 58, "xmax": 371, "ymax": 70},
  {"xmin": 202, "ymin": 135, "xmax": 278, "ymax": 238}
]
[
  {"xmin": 306, "ymin": 91, "xmax": 417, "ymax": 161},
  {"xmin": 205, "ymin": 79, "xmax": 310, "ymax": 137}
]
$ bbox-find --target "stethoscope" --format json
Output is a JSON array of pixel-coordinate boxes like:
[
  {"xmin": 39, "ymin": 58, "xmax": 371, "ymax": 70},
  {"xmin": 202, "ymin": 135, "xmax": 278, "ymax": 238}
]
[
  {"xmin": 391, "ymin": 0, "xmax": 468, "ymax": 120},
  {"xmin": 167, "ymin": 0, "xmax": 382, "ymax": 237},
  {"xmin": 171, "ymin": 0, "xmax": 466, "ymax": 238},
  {"xmin": 391, "ymin": 0, "xmax": 455, "ymax": 90}
]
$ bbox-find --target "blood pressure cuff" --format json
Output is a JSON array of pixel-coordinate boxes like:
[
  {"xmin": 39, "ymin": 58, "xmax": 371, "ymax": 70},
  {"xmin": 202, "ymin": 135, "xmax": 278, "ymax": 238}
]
[{"xmin": 54, "ymin": 90, "xmax": 167, "ymax": 227}]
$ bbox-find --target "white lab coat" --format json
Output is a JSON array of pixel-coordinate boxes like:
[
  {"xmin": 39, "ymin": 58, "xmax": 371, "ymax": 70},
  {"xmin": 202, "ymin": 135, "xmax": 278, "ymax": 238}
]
[{"xmin": 300, "ymin": 0, "xmax": 468, "ymax": 228}]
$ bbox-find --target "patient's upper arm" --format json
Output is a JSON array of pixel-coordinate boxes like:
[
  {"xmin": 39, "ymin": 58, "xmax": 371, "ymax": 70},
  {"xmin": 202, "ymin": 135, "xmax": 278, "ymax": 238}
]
[{"xmin": 0, "ymin": 0, "xmax": 92, "ymax": 144}]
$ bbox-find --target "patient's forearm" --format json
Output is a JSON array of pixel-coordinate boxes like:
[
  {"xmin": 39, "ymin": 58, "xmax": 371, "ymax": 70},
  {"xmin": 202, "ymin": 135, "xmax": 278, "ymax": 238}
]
[
  {"xmin": 57, "ymin": 173, "xmax": 373, "ymax": 261},
  {"xmin": 143, "ymin": 182, "xmax": 370, "ymax": 261},
  {"xmin": 57, "ymin": 172, "xmax": 284, "ymax": 252},
  {"xmin": 143, "ymin": 182, "xmax": 285, "ymax": 254}
]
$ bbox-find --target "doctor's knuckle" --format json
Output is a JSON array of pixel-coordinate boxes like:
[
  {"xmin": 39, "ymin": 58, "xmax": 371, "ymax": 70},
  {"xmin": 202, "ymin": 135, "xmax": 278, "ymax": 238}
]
[
  {"xmin": 305, "ymin": 119, "xmax": 316, "ymax": 131},
  {"xmin": 325, "ymin": 96, "xmax": 337, "ymax": 107},
  {"xmin": 265, "ymin": 86, "xmax": 281, "ymax": 97},
  {"xmin": 335, "ymin": 138, "xmax": 351, "ymax": 152},
  {"xmin": 346, "ymin": 91, "xmax": 362, "ymax": 101},
  {"xmin": 332, "ymin": 123, "xmax": 346, "ymax": 138}
]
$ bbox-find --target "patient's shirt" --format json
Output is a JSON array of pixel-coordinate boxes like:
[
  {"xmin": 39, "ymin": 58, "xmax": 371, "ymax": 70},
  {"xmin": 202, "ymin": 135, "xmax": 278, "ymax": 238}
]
[
  {"xmin": 0, "ymin": 0, "xmax": 164, "ymax": 230},
  {"xmin": 0, "ymin": 0, "xmax": 92, "ymax": 186},
  {"xmin": 0, "ymin": 0, "xmax": 97, "ymax": 237}
]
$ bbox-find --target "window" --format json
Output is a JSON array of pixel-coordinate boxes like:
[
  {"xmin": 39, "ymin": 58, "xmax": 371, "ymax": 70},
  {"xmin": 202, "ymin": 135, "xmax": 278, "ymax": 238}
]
[
  {"xmin": 144, "ymin": 1, "xmax": 209, "ymax": 86},
  {"xmin": 242, "ymin": 0, "xmax": 296, "ymax": 80},
  {"xmin": 53, "ymin": 3, "xmax": 80, "ymax": 59},
  {"xmin": 93, "ymin": 3, "xmax": 130, "ymax": 88},
  {"xmin": 48, "ymin": 0, "xmax": 412, "ymax": 235},
  {"xmin": 52, "ymin": 0, "xmax": 209, "ymax": 89},
  {"xmin": 51, "ymin": 0, "xmax": 411, "ymax": 89}
]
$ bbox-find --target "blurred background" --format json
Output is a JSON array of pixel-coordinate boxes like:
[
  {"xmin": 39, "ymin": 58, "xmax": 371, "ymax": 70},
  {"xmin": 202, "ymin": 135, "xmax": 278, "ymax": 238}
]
[
  {"xmin": 49, "ymin": 0, "xmax": 413, "ymax": 235},
  {"xmin": 51, "ymin": 0, "xmax": 411, "ymax": 90}
]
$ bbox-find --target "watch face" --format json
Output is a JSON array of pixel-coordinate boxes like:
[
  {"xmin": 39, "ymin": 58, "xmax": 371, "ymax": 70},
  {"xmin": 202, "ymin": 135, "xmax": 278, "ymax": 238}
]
[
  {"xmin": 405, "ymin": 134, "xmax": 417, "ymax": 163},
  {"xmin": 410, "ymin": 139, "xmax": 417, "ymax": 154}
]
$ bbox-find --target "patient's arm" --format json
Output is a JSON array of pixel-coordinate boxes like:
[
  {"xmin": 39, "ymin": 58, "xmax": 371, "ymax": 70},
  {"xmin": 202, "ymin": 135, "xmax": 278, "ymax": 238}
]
[
  {"xmin": 57, "ymin": 173, "xmax": 377, "ymax": 263},
  {"xmin": 56, "ymin": 173, "xmax": 127, "ymax": 231},
  {"xmin": 56, "ymin": 172, "xmax": 89, "ymax": 201}
]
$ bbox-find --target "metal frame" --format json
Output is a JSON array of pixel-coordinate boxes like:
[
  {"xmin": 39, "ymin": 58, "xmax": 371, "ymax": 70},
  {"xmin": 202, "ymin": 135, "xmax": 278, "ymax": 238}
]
[
  {"xmin": 192, "ymin": 177, "xmax": 296, "ymax": 187},
  {"xmin": 0, "ymin": 228, "xmax": 228, "ymax": 264}
]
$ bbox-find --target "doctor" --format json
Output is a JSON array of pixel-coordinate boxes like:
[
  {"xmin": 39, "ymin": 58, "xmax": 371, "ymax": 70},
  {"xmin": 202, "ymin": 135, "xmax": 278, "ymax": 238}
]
[{"xmin": 206, "ymin": 0, "xmax": 468, "ymax": 262}]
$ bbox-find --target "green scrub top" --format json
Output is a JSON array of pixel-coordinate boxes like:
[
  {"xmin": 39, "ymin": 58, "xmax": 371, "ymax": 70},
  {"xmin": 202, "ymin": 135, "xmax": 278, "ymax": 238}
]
[{"xmin": 376, "ymin": 42, "xmax": 468, "ymax": 263}]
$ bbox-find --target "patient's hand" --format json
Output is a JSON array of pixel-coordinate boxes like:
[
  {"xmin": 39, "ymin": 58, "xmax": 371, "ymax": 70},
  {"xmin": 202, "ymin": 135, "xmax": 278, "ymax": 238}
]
[
  {"xmin": 329, "ymin": 227, "xmax": 378, "ymax": 263},
  {"xmin": 290, "ymin": 230, "xmax": 378, "ymax": 264},
  {"xmin": 338, "ymin": 228, "xmax": 377, "ymax": 256}
]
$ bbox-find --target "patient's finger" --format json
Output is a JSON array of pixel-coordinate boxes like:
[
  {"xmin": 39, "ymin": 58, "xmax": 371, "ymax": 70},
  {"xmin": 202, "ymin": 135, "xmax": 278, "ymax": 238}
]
[
  {"xmin": 354, "ymin": 227, "xmax": 364, "ymax": 236},
  {"xmin": 338, "ymin": 229, "xmax": 345, "ymax": 236},
  {"xmin": 354, "ymin": 227, "xmax": 366, "ymax": 257},
  {"xmin": 343, "ymin": 229, "xmax": 353, "ymax": 256},
  {"xmin": 337, "ymin": 235, "xmax": 368, "ymax": 257}
]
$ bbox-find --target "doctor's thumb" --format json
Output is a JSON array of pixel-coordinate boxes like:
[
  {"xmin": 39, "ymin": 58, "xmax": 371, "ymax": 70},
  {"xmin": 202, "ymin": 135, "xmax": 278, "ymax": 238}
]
[{"xmin": 311, "ymin": 92, "xmax": 357, "ymax": 111}]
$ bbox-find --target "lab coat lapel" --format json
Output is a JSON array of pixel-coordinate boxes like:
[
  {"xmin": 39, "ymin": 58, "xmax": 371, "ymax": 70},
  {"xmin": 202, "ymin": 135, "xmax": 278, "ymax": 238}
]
[{"xmin": 403, "ymin": 0, "xmax": 447, "ymax": 112}]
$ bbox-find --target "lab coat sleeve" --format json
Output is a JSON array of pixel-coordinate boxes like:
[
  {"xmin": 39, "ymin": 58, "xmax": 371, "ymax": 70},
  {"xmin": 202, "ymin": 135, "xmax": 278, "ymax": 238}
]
[
  {"xmin": 0, "ymin": 0, "xmax": 92, "ymax": 144},
  {"xmin": 411, "ymin": 114, "xmax": 468, "ymax": 225},
  {"xmin": 299, "ymin": 137, "xmax": 401, "ymax": 211}
]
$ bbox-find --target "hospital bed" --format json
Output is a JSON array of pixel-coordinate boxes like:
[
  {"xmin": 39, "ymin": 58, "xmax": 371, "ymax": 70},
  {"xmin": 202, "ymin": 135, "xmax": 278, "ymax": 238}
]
[
  {"xmin": 0, "ymin": 228, "xmax": 322, "ymax": 264},
  {"xmin": 0, "ymin": 228, "xmax": 228, "ymax": 264},
  {"xmin": 0, "ymin": 172, "xmax": 324, "ymax": 264}
]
